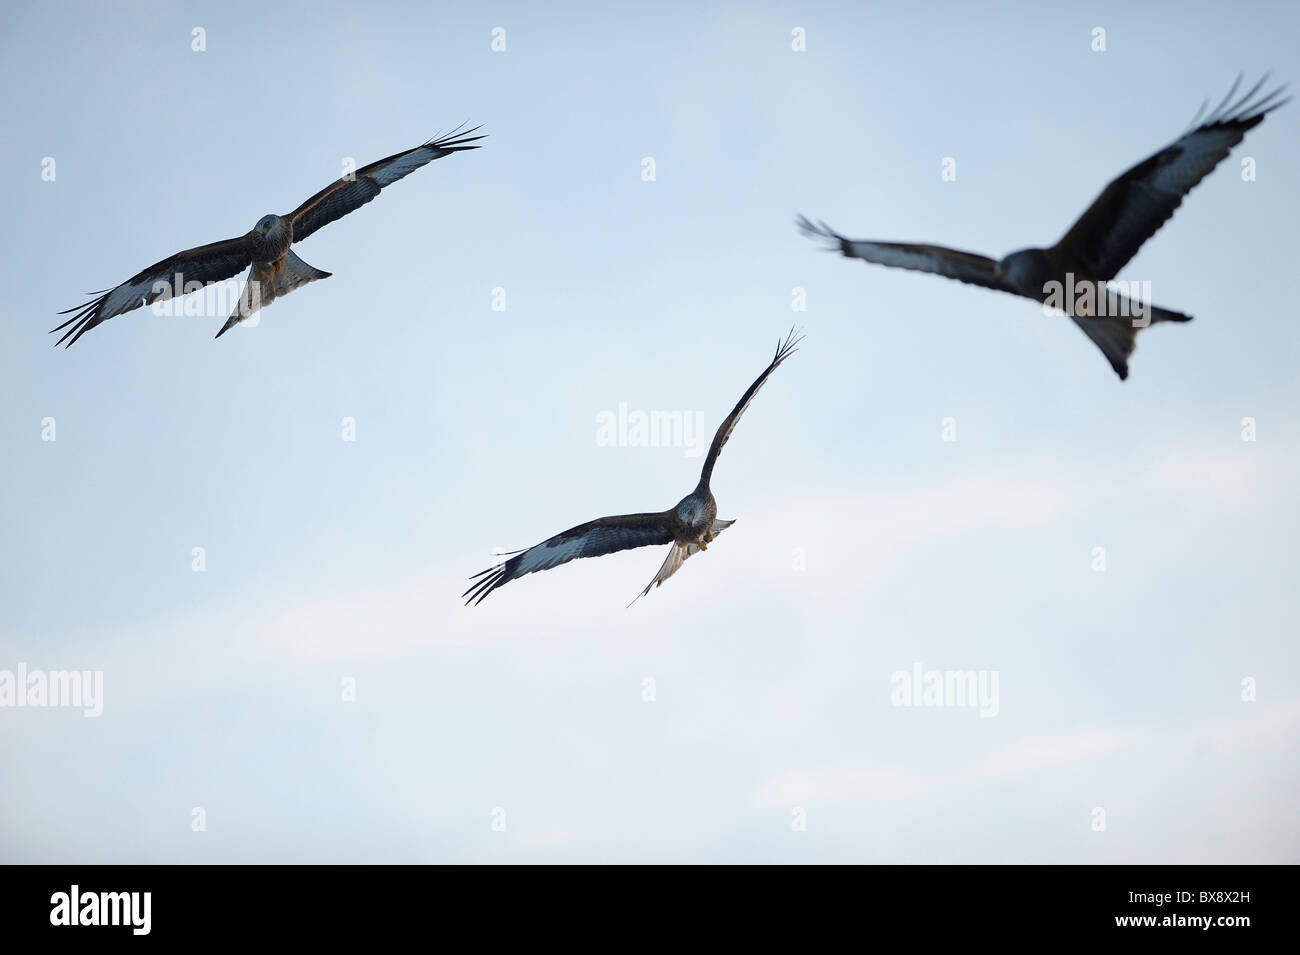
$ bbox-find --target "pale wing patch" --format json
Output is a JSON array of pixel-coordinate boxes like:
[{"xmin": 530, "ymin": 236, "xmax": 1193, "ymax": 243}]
[
  {"xmin": 95, "ymin": 270, "xmax": 189, "ymax": 322},
  {"xmin": 371, "ymin": 146, "xmax": 444, "ymax": 187},
  {"xmin": 102, "ymin": 280, "xmax": 161, "ymax": 318},
  {"xmin": 515, "ymin": 534, "xmax": 589, "ymax": 575}
]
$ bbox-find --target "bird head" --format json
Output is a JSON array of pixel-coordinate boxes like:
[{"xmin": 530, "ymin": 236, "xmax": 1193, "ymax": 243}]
[
  {"xmin": 254, "ymin": 215, "xmax": 279, "ymax": 240},
  {"xmin": 676, "ymin": 497, "xmax": 703, "ymax": 527}
]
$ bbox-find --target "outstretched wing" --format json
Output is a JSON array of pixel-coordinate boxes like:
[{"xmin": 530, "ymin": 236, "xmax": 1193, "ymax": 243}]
[
  {"xmin": 52, "ymin": 236, "xmax": 254, "ymax": 347},
  {"xmin": 796, "ymin": 216, "xmax": 1016, "ymax": 294},
  {"xmin": 697, "ymin": 328, "xmax": 802, "ymax": 487},
  {"xmin": 289, "ymin": 125, "xmax": 485, "ymax": 244},
  {"xmin": 1053, "ymin": 75, "xmax": 1289, "ymax": 281},
  {"xmin": 465, "ymin": 512, "xmax": 675, "ymax": 605}
]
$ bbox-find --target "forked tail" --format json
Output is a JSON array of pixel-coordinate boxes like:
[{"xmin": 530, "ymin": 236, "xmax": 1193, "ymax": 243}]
[
  {"xmin": 215, "ymin": 253, "xmax": 332, "ymax": 338},
  {"xmin": 1072, "ymin": 303, "xmax": 1191, "ymax": 381}
]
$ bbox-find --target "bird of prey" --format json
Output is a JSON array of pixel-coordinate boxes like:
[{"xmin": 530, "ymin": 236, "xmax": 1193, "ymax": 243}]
[
  {"xmin": 52, "ymin": 126, "xmax": 484, "ymax": 346},
  {"xmin": 798, "ymin": 76, "xmax": 1288, "ymax": 379},
  {"xmin": 465, "ymin": 330, "xmax": 802, "ymax": 606}
]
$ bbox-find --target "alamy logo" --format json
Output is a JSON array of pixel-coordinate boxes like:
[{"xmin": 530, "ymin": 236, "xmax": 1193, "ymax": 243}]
[
  {"xmin": 0, "ymin": 663, "xmax": 103, "ymax": 717},
  {"xmin": 890, "ymin": 663, "xmax": 999, "ymax": 717},
  {"xmin": 49, "ymin": 885, "xmax": 151, "ymax": 935},
  {"xmin": 596, "ymin": 404, "xmax": 708, "ymax": 457},
  {"xmin": 1041, "ymin": 273, "xmax": 1153, "ymax": 327},
  {"xmin": 147, "ymin": 274, "xmax": 261, "ymax": 321}
]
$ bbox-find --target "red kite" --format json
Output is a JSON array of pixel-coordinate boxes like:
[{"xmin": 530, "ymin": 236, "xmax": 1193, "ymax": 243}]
[
  {"xmin": 53, "ymin": 126, "xmax": 484, "ymax": 346},
  {"xmin": 466, "ymin": 330, "xmax": 802, "ymax": 605},
  {"xmin": 799, "ymin": 77, "xmax": 1288, "ymax": 379}
]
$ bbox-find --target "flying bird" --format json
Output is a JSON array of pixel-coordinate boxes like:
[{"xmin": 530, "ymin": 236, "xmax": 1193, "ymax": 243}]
[
  {"xmin": 798, "ymin": 75, "xmax": 1288, "ymax": 379},
  {"xmin": 465, "ymin": 330, "xmax": 803, "ymax": 606},
  {"xmin": 52, "ymin": 126, "xmax": 485, "ymax": 346}
]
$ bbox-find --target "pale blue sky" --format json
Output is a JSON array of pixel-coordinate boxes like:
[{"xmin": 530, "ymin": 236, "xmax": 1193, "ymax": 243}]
[{"xmin": 1, "ymin": 0, "xmax": 1297, "ymax": 862}]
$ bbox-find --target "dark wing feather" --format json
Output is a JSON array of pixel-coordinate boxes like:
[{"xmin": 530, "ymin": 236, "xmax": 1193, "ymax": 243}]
[
  {"xmin": 52, "ymin": 236, "xmax": 253, "ymax": 347},
  {"xmin": 289, "ymin": 125, "xmax": 485, "ymax": 244},
  {"xmin": 1053, "ymin": 75, "xmax": 1289, "ymax": 281},
  {"xmin": 697, "ymin": 328, "xmax": 802, "ymax": 488},
  {"xmin": 464, "ymin": 512, "xmax": 675, "ymax": 605},
  {"xmin": 797, "ymin": 216, "xmax": 1016, "ymax": 294}
]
